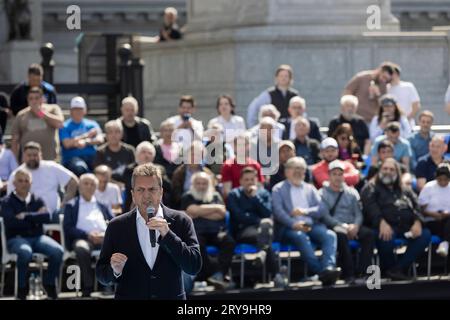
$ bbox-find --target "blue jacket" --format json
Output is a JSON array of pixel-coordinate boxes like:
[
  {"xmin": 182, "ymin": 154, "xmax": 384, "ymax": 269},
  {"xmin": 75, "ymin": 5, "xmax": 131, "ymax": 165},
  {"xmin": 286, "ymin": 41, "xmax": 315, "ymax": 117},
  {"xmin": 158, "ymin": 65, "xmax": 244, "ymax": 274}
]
[
  {"xmin": 63, "ymin": 196, "xmax": 112, "ymax": 250},
  {"xmin": 0, "ymin": 192, "xmax": 50, "ymax": 239},
  {"xmin": 226, "ymin": 187, "xmax": 272, "ymax": 237},
  {"xmin": 271, "ymin": 180, "xmax": 321, "ymax": 241}
]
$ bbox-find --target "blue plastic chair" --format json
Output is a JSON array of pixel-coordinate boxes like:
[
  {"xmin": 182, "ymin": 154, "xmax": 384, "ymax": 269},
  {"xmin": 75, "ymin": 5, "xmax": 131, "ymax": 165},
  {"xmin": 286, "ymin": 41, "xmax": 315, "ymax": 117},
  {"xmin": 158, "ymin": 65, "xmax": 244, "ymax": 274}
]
[{"xmin": 206, "ymin": 212, "xmax": 262, "ymax": 288}]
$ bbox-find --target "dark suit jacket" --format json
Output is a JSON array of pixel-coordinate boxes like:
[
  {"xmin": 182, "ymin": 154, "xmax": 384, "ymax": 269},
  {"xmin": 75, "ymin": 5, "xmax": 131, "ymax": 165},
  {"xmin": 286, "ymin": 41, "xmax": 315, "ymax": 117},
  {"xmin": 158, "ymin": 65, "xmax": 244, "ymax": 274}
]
[
  {"xmin": 63, "ymin": 196, "xmax": 113, "ymax": 250},
  {"xmin": 95, "ymin": 205, "xmax": 202, "ymax": 300},
  {"xmin": 280, "ymin": 117, "xmax": 322, "ymax": 142}
]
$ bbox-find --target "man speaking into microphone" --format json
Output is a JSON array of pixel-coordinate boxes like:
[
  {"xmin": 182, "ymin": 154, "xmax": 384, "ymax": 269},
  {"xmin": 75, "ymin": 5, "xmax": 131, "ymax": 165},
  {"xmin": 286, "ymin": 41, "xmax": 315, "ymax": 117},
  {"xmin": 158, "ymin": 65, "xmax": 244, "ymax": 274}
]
[{"xmin": 96, "ymin": 163, "xmax": 202, "ymax": 299}]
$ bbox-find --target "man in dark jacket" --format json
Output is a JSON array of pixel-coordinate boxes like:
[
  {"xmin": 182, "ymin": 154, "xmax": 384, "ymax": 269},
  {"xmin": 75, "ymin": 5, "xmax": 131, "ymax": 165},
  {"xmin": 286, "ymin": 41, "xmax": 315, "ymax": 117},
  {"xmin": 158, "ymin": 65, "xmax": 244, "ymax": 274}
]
[
  {"xmin": 118, "ymin": 96, "xmax": 155, "ymax": 148},
  {"xmin": 361, "ymin": 158, "xmax": 431, "ymax": 280},
  {"xmin": 96, "ymin": 163, "xmax": 201, "ymax": 299},
  {"xmin": 9, "ymin": 63, "xmax": 57, "ymax": 116},
  {"xmin": 63, "ymin": 173, "xmax": 112, "ymax": 297},
  {"xmin": 226, "ymin": 166, "xmax": 281, "ymax": 282},
  {"xmin": 1, "ymin": 168, "xmax": 63, "ymax": 299}
]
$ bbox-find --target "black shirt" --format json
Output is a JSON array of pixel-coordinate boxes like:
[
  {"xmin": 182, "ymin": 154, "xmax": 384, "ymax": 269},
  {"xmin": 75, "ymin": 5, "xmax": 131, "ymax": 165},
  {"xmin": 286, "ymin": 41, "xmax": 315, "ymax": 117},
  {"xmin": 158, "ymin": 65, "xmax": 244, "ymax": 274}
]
[
  {"xmin": 415, "ymin": 154, "xmax": 440, "ymax": 183},
  {"xmin": 123, "ymin": 123, "xmax": 141, "ymax": 148},
  {"xmin": 93, "ymin": 143, "xmax": 136, "ymax": 182},
  {"xmin": 180, "ymin": 192, "xmax": 225, "ymax": 235},
  {"xmin": 159, "ymin": 23, "xmax": 183, "ymax": 41},
  {"xmin": 328, "ymin": 115, "xmax": 369, "ymax": 151}
]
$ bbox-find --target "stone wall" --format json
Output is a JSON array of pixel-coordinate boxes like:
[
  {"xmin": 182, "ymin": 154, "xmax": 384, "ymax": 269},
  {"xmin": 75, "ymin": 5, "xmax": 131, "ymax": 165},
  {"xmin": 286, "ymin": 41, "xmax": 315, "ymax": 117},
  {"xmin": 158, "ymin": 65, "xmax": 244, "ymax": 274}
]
[{"xmin": 139, "ymin": 30, "xmax": 450, "ymax": 128}]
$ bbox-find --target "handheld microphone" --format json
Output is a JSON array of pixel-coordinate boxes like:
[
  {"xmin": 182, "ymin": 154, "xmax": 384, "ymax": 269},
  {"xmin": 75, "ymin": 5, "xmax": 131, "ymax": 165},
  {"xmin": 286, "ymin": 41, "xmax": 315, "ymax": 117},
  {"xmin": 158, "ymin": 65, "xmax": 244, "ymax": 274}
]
[{"xmin": 146, "ymin": 206, "xmax": 156, "ymax": 247}]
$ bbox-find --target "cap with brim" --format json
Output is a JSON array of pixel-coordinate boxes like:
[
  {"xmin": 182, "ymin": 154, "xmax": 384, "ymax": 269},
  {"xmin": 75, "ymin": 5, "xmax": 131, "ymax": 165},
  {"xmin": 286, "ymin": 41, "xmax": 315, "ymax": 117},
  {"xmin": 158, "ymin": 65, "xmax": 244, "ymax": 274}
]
[
  {"xmin": 279, "ymin": 140, "xmax": 295, "ymax": 151},
  {"xmin": 328, "ymin": 160, "xmax": 345, "ymax": 172},
  {"xmin": 70, "ymin": 96, "xmax": 87, "ymax": 109},
  {"xmin": 321, "ymin": 137, "xmax": 338, "ymax": 150}
]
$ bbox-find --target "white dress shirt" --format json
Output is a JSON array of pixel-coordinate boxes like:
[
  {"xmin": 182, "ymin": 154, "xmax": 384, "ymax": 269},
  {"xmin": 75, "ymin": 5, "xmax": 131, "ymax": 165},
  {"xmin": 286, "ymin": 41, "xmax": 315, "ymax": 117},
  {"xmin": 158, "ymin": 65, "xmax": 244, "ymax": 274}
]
[
  {"xmin": 136, "ymin": 206, "xmax": 164, "ymax": 270},
  {"xmin": 290, "ymin": 182, "xmax": 308, "ymax": 212},
  {"xmin": 76, "ymin": 196, "xmax": 107, "ymax": 233}
]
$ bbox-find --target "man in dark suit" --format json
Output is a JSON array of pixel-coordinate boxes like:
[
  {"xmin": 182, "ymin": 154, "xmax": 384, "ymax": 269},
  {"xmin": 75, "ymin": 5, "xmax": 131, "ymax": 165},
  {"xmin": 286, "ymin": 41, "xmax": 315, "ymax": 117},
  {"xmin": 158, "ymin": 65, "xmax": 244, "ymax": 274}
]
[
  {"xmin": 63, "ymin": 173, "xmax": 113, "ymax": 297},
  {"xmin": 96, "ymin": 163, "xmax": 202, "ymax": 299}
]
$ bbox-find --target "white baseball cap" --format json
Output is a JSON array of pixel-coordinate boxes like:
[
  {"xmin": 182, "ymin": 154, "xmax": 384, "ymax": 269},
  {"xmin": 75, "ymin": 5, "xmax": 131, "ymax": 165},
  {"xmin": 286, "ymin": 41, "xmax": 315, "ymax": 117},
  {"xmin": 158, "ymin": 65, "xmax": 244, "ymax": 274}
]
[
  {"xmin": 328, "ymin": 160, "xmax": 345, "ymax": 172},
  {"xmin": 320, "ymin": 137, "xmax": 338, "ymax": 150},
  {"xmin": 70, "ymin": 96, "xmax": 87, "ymax": 109}
]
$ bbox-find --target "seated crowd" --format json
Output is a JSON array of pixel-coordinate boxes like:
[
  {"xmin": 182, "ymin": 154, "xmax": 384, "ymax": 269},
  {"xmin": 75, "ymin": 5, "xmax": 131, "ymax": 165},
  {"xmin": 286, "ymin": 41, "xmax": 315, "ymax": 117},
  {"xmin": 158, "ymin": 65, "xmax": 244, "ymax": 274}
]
[{"xmin": 1, "ymin": 61, "xmax": 450, "ymax": 299}]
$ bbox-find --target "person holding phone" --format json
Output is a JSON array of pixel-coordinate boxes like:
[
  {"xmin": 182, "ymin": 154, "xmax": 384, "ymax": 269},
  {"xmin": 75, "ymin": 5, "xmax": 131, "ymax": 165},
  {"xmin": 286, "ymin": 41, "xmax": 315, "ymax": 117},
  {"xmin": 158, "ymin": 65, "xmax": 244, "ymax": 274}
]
[
  {"xmin": 272, "ymin": 157, "xmax": 341, "ymax": 286},
  {"xmin": 165, "ymin": 95, "xmax": 204, "ymax": 145},
  {"xmin": 369, "ymin": 94, "xmax": 412, "ymax": 142}
]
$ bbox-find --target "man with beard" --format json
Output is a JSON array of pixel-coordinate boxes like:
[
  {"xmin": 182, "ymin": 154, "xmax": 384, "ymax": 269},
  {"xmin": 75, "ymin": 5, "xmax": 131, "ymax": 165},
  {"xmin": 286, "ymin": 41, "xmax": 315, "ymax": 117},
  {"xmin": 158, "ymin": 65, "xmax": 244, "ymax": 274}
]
[
  {"xmin": 180, "ymin": 172, "xmax": 235, "ymax": 290},
  {"xmin": 328, "ymin": 95, "xmax": 370, "ymax": 154},
  {"xmin": 342, "ymin": 62, "xmax": 395, "ymax": 123},
  {"xmin": 7, "ymin": 141, "xmax": 78, "ymax": 219},
  {"xmin": 361, "ymin": 158, "xmax": 431, "ymax": 280}
]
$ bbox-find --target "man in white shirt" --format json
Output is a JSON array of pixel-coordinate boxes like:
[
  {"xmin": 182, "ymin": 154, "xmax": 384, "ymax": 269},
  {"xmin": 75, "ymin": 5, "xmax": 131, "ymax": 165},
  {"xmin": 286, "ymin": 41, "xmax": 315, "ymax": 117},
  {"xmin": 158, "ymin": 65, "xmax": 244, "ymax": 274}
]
[
  {"xmin": 7, "ymin": 141, "xmax": 78, "ymax": 218},
  {"xmin": 94, "ymin": 165, "xmax": 123, "ymax": 216},
  {"xmin": 63, "ymin": 173, "xmax": 113, "ymax": 297},
  {"xmin": 418, "ymin": 163, "xmax": 450, "ymax": 262},
  {"xmin": 165, "ymin": 95, "xmax": 203, "ymax": 147},
  {"xmin": 96, "ymin": 163, "xmax": 201, "ymax": 299},
  {"xmin": 387, "ymin": 65, "xmax": 421, "ymax": 126}
]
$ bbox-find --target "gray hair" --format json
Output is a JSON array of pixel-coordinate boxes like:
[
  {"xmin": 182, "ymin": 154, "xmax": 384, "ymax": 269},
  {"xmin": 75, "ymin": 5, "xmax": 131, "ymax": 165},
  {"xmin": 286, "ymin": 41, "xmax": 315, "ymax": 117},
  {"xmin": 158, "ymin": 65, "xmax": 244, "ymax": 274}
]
[
  {"xmin": 136, "ymin": 141, "xmax": 156, "ymax": 158},
  {"xmin": 340, "ymin": 95, "xmax": 359, "ymax": 108},
  {"xmin": 104, "ymin": 119, "xmax": 123, "ymax": 133},
  {"xmin": 259, "ymin": 104, "xmax": 280, "ymax": 122},
  {"xmin": 121, "ymin": 96, "xmax": 139, "ymax": 113},
  {"xmin": 289, "ymin": 96, "xmax": 306, "ymax": 108},
  {"xmin": 285, "ymin": 156, "xmax": 307, "ymax": 170},
  {"xmin": 79, "ymin": 173, "xmax": 99, "ymax": 186}
]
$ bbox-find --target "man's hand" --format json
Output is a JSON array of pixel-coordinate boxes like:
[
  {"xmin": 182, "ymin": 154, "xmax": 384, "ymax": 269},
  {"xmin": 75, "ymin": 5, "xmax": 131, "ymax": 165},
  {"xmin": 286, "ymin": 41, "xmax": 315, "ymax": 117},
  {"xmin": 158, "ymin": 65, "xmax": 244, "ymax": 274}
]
[
  {"xmin": 379, "ymin": 219, "xmax": 393, "ymax": 241},
  {"xmin": 77, "ymin": 138, "xmax": 87, "ymax": 149},
  {"xmin": 247, "ymin": 185, "xmax": 258, "ymax": 198},
  {"xmin": 347, "ymin": 224, "xmax": 360, "ymax": 240},
  {"xmin": 37, "ymin": 206, "xmax": 48, "ymax": 214},
  {"xmin": 410, "ymin": 220, "xmax": 422, "ymax": 239},
  {"xmin": 293, "ymin": 221, "xmax": 311, "ymax": 232},
  {"xmin": 291, "ymin": 208, "xmax": 306, "ymax": 217},
  {"xmin": 147, "ymin": 217, "xmax": 170, "ymax": 238},
  {"xmin": 369, "ymin": 84, "xmax": 381, "ymax": 98},
  {"xmin": 16, "ymin": 212, "xmax": 26, "ymax": 220},
  {"xmin": 88, "ymin": 231, "xmax": 104, "ymax": 245},
  {"xmin": 86, "ymin": 128, "xmax": 98, "ymax": 139},
  {"xmin": 110, "ymin": 253, "xmax": 128, "ymax": 275}
]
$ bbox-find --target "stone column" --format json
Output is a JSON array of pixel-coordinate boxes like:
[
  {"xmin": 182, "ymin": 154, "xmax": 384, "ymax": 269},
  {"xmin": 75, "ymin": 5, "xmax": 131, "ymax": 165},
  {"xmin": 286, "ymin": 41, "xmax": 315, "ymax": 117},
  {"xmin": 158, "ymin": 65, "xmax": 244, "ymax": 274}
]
[{"xmin": 0, "ymin": 0, "xmax": 42, "ymax": 83}]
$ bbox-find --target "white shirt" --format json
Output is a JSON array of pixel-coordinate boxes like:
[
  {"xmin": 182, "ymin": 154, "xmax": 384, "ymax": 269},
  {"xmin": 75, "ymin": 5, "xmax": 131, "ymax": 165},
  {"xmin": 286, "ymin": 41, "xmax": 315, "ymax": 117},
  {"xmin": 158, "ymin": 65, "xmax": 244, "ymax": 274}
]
[
  {"xmin": 388, "ymin": 81, "xmax": 420, "ymax": 126},
  {"xmin": 207, "ymin": 115, "xmax": 246, "ymax": 143},
  {"xmin": 76, "ymin": 196, "xmax": 108, "ymax": 233},
  {"xmin": 290, "ymin": 182, "xmax": 308, "ymax": 212},
  {"xmin": 418, "ymin": 180, "xmax": 450, "ymax": 222},
  {"xmin": 136, "ymin": 206, "xmax": 163, "ymax": 270},
  {"xmin": 95, "ymin": 182, "xmax": 123, "ymax": 214},
  {"xmin": 166, "ymin": 115, "xmax": 204, "ymax": 145},
  {"xmin": 388, "ymin": 81, "xmax": 420, "ymax": 116},
  {"xmin": 369, "ymin": 115, "xmax": 412, "ymax": 142},
  {"xmin": 7, "ymin": 161, "xmax": 73, "ymax": 214}
]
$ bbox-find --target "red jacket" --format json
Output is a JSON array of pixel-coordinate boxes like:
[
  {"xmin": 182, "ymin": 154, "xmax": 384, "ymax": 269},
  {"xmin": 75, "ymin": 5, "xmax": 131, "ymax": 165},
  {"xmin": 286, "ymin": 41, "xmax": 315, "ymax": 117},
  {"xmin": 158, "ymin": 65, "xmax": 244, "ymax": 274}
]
[{"xmin": 311, "ymin": 160, "xmax": 360, "ymax": 189}]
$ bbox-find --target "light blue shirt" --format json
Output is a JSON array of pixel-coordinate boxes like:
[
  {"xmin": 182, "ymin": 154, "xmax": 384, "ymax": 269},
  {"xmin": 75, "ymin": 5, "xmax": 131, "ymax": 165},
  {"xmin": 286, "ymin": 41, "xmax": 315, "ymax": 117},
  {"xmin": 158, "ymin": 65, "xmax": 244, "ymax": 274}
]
[
  {"xmin": 371, "ymin": 135, "xmax": 413, "ymax": 165},
  {"xmin": 0, "ymin": 147, "xmax": 18, "ymax": 181}
]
